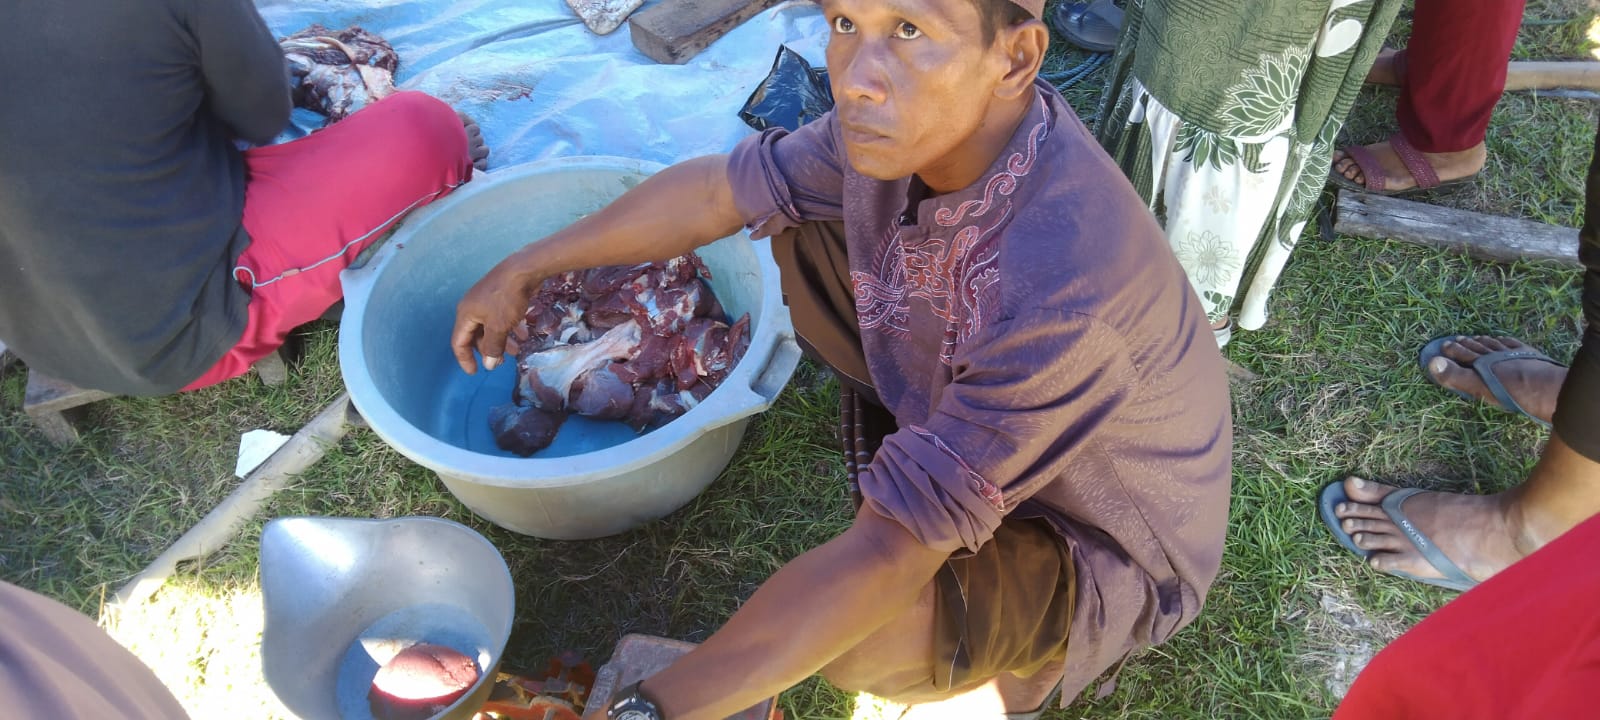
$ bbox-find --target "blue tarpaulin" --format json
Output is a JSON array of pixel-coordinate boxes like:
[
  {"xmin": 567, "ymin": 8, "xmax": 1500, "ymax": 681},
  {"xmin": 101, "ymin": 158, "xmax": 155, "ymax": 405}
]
[{"xmin": 255, "ymin": 0, "xmax": 828, "ymax": 169}]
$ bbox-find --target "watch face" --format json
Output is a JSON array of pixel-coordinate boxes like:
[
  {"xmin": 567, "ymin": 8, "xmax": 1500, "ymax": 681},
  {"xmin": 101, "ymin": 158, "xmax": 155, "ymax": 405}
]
[{"xmin": 615, "ymin": 711, "xmax": 655, "ymax": 720}]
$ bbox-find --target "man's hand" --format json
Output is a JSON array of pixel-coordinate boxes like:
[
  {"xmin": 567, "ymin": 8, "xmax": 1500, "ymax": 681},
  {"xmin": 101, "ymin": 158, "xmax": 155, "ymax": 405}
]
[
  {"xmin": 452, "ymin": 259, "xmax": 538, "ymax": 374},
  {"xmin": 633, "ymin": 507, "xmax": 950, "ymax": 720},
  {"xmin": 447, "ymin": 154, "xmax": 744, "ymax": 375}
]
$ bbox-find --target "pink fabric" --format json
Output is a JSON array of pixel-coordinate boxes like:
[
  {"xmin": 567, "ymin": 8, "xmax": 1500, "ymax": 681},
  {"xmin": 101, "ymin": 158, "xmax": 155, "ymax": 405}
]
[
  {"xmin": 182, "ymin": 91, "xmax": 472, "ymax": 391},
  {"xmin": 1335, "ymin": 513, "xmax": 1600, "ymax": 720},
  {"xmin": 1398, "ymin": 0, "xmax": 1527, "ymax": 153}
]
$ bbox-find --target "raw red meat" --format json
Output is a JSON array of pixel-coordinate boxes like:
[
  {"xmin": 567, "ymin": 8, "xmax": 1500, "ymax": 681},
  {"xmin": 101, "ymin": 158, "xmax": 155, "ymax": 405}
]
[
  {"xmin": 490, "ymin": 252, "xmax": 751, "ymax": 456},
  {"xmin": 368, "ymin": 643, "xmax": 480, "ymax": 720}
]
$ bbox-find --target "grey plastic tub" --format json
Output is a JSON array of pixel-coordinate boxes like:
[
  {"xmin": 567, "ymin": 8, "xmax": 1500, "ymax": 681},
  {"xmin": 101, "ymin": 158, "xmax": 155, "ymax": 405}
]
[
  {"xmin": 338, "ymin": 157, "xmax": 801, "ymax": 539},
  {"xmin": 260, "ymin": 516, "xmax": 514, "ymax": 720}
]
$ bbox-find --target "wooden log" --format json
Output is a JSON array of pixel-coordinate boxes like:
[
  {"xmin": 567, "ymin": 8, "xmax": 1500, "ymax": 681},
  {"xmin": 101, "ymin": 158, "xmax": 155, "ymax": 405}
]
[
  {"xmin": 1505, "ymin": 61, "xmax": 1600, "ymax": 91},
  {"xmin": 1334, "ymin": 192, "xmax": 1580, "ymax": 267},
  {"xmin": 628, "ymin": 0, "xmax": 785, "ymax": 64},
  {"xmin": 108, "ymin": 393, "xmax": 356, "ymax": 608}
]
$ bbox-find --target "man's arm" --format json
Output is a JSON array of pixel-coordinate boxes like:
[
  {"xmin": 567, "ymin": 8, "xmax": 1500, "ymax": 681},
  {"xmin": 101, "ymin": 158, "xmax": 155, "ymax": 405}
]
[
  {"xmin": 189, "ymin": 0, "xmax": 292, "ymax": 145},
  {"xmin": 634, "ymin": 507, "xmax": 948, "ymax": 720},
  {"xmin": 452, "ymin": 154, "xmax": 745, "ymax": 373}
]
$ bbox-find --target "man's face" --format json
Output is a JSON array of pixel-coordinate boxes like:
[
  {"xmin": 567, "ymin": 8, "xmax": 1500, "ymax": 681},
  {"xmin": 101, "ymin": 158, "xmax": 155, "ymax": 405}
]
[{"xmin": 821, "ymin": 0, "xmax": 1006, "ymax": 182}]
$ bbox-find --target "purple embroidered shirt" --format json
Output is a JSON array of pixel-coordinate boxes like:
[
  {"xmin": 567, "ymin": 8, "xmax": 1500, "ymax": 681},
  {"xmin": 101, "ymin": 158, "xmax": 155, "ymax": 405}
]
[{"xmin": 726, "ymin": 81, "xmax": 1232, "ymax": 697}]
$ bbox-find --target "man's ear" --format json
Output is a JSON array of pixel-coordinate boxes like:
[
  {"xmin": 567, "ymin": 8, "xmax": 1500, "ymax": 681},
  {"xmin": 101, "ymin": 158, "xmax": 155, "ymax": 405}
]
[{"xmin": 994, "ymin": 19, "xmax": 1049, "ymax": 100}]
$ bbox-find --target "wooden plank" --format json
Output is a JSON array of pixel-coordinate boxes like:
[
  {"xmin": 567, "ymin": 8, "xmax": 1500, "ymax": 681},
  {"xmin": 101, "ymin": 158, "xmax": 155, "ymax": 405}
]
[
  {"xmin": 1505, "ymin": 61, "xmax": 1600, "ymax": 91},
  {"xmin": 1334, "ymin": 192, "xmax": 1580, "ymax": 267},
  {"xmin": 24, "ymin": 370, "xmax": 115, "ymax": 416},
  {"xmin": 628, "ymin": 0, "xmax": 784, "ymax": 64},
  {"xmin": 253, "ymin": 348, "xmax": 290, "ymax": 387}
]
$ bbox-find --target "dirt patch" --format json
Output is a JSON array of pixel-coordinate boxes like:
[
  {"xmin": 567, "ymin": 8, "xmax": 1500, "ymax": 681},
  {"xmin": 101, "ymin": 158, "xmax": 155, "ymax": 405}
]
[{"xmin": 1292, "ymin": 590, "xmax": 1408, "ymax": 701}]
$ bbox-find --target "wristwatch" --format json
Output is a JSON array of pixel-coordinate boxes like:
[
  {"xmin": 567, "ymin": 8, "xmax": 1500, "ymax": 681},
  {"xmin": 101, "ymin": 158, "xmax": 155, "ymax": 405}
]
[{"xmin": 606, "ymin": 680, "xmax": 664, "ymax": 720}]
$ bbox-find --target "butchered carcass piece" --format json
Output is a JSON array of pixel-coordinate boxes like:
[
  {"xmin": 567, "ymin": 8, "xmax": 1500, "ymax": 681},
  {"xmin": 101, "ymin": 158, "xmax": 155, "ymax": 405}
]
[
  {"xmin": 517, "ymin": 320, "xmax": 643, "ymax": 409},
  {"xmin": 584, "ymin": 292, "xmax": 636, "ymax": 332},
  {"xmin": 523, "ymin": 299, "xmax": 589, "ymax": 351},
  {"xmin": 568, "ymin": 364, "xmax": 633, "ymax": 420},
  {"xmin": 582, "ymin": 263, "xmax": 651, "ymax": 298},
  {"xmin": 612, "ymin": 333, "xmax": 676, "ymax": 385},
  {"xmin": 489, "ymin": 403, "xmax": 567, "ymax": 457},
  {"xmin": 623, "ymin": 377, "xmax": 713, "ymax": 432}
]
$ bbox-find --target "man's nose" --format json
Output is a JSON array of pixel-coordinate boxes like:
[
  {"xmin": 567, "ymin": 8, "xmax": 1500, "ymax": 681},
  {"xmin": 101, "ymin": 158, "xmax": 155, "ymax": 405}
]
[{"xmin": 834, "ymin": 40, "xmax": 890, "ymax": 105}]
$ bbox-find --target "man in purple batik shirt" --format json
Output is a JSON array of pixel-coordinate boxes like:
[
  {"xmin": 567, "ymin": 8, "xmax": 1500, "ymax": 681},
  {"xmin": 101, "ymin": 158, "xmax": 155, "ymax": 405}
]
[{"xmin": 453, "ymin": 0, "xmax": 1231, "ymax": 718}]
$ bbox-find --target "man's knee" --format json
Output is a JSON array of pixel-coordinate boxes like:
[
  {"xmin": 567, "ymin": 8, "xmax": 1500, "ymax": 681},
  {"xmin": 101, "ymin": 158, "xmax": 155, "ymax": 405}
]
[
  {"xmin": 369, "ymin": 91, "xmax": 469, "ymax": 173},
  {"xmin": 820, "ymin": 660, "xmax": 930, "ymax": 701}
]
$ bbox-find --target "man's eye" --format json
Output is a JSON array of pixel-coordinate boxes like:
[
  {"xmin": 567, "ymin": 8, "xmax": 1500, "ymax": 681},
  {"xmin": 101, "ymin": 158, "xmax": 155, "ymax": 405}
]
[
  {"xmin": 833, "ymin": 16, "xmax": 855, "ymax": 33},
  {"xmin": 895, "ymin": 22, "xmax": 922, "ymax": 39}
]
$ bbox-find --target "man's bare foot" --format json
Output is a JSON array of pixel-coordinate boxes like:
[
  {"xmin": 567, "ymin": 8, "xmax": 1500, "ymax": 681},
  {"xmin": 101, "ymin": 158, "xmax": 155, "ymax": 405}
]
[
  {"xmin": 1332, "ymin": 141, "xmax": 1485, "ymax": 193},
  {"xmin": 458, "ymin": 110, "xmax": 490, "ymax": 172},
  {"xmin": 1426, "ymin": 335, "xmax": 1566, "ymax": 424},
  {"xmin": 1331, "ymin": 477, "xmax": 1538, "ymax": 584},
  {"xmin": 1365, "ymin": 48, "xmax": 1402, "ymax": 86}
]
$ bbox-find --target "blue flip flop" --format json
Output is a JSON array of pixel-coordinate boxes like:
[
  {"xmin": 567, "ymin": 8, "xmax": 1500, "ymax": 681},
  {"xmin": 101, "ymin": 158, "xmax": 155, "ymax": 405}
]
[
  {"xmin": 1418, "ymin": 335, "xmax": 1562, "ymax": 429},
  {"xmin": 1318, "ymin": 482, "xmax": 1478, "ymax": 593}
]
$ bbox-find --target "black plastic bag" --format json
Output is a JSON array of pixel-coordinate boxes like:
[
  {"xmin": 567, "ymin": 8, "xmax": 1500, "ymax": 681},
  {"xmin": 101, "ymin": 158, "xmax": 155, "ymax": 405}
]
[{"xmin": 739, "ymin": 46, "xmax": 834, "ymax": 132}]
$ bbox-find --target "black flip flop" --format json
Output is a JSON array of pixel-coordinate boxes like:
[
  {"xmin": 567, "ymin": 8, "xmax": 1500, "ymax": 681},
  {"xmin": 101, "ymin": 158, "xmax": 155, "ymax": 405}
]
[
  {"xmin": 1049, "ymin": 0, "xmax": 1124, "ymax": 53},
  {"xmin": 1418, "ymin": 335, "xmax": 1562, "ymax": 429},
  {"xmin": 1319, "ymin": 482, "xmax": 1478, "ymax": 593}
]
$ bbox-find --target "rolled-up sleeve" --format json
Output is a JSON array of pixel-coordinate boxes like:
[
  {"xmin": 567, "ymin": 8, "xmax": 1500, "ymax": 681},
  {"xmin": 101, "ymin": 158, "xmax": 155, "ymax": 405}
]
[
  {"xmin": 858, "ymin": 309, "xmax": 1136, "ymax": 554},
  {"xmin": 725, "ymin": 112, "xmax": 847, "ymax": 239}
]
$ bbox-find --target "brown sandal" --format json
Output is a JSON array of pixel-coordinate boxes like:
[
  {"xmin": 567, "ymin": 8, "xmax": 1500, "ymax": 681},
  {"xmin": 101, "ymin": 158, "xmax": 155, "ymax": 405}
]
[{"xmin": 1329, "ymin": 132, "xmax": 1479, "ymax": 196}]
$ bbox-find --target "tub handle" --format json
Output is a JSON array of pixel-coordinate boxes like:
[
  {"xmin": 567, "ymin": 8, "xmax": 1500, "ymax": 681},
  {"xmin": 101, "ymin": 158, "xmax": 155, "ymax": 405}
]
[{"xmin": 694, "ymin": 330, "xmax": 802, "ymax": 432}]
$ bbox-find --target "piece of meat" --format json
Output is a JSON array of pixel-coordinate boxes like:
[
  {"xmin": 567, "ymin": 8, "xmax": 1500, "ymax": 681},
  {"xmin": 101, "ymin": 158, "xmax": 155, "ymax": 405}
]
[
  {"xmin": 490, "ymin": 403, "xmax": 567, "ymax": 457},
  {"xmin": 584, "ymin": 292, "xmax": 636, "ymax": 332},
  {"xmin": 368, "ymin": 643, "xmax": 480, "ymax": 720},
  {"xmin": 524, "ymin": 300, "xmax": 590, "ymax": 351},
  {"xmin": 518, "ymin": 320, "xmax": 643, "ymax": 409},
  {"xmin": 613, "ymin": 333, "xmax": 675, "ymax": 385},
  {"xmin": 582, "ymin": 263, "xmax": 650, "ymax": 298},
  {"xmin": 281, "ymin": 25, "xmax": 398, "ymax": 123},
  {"xmin": 494, "ymin": 251, "xmax": 747, "ymax": 453},
  {"xmin": 625, "ymin": 377, "xmax": 697, "ymax": 431},
  {"xmin": 569, "ymin": 364, "xmax": 633, "ymax": 420}
]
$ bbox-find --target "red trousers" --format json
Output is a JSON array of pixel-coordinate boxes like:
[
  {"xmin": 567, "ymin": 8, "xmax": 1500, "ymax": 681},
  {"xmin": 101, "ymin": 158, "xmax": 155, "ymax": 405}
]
[
  {"xmin": 1334, "ymin": 513, "xmax": 1600, "ymax": 720},
  {"xmin": 182, "ymin": 91, "xmax": 472, "ymax": 391},
  {"xmin": 1400, "ymin": 0, "xmax": 1527, "ymax": 153}
]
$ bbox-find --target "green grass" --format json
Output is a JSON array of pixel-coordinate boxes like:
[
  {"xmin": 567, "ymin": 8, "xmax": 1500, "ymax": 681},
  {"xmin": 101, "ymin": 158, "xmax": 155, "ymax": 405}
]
[{"xmin": 3, "ymin": 2, "xmax": 1599, "ymax": 718}]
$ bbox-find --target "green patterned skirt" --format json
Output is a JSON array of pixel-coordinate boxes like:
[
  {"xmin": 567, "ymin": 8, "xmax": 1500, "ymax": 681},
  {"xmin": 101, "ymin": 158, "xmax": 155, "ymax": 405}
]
[{"xmin": 1096, "ymin": 0, "xmax": 1401, "ymax": 335}]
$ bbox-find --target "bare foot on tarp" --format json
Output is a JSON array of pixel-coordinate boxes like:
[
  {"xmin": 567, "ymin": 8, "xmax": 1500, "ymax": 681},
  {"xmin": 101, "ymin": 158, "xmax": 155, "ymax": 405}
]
[
  {"xmin": 1331, "ymin": 477, "xmax": 1537, "ymax": 584},
  {"xmin": 458, "ymin": 110, "xmax": 490, "ymax": 172},
  {"xmin": 1331, "ymin": 141, "xmax": 1485, "ymax": 193},
  {"xmin": 1426, "ymin": 335, "xmax": 1567, "ymax": 424}
]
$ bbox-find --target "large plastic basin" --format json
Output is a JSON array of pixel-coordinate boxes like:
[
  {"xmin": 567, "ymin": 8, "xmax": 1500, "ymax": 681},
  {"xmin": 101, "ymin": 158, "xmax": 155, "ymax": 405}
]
[{"xmin": 338, "ymin": 157, "xmax": 801, "ymax": 539}]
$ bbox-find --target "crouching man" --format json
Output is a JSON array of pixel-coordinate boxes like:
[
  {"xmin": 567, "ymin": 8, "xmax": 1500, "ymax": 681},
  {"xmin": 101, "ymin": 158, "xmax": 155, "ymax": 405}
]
[{"xmin": 453, "ymin": 0, "xmax": 1231, "ymax": 716}]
